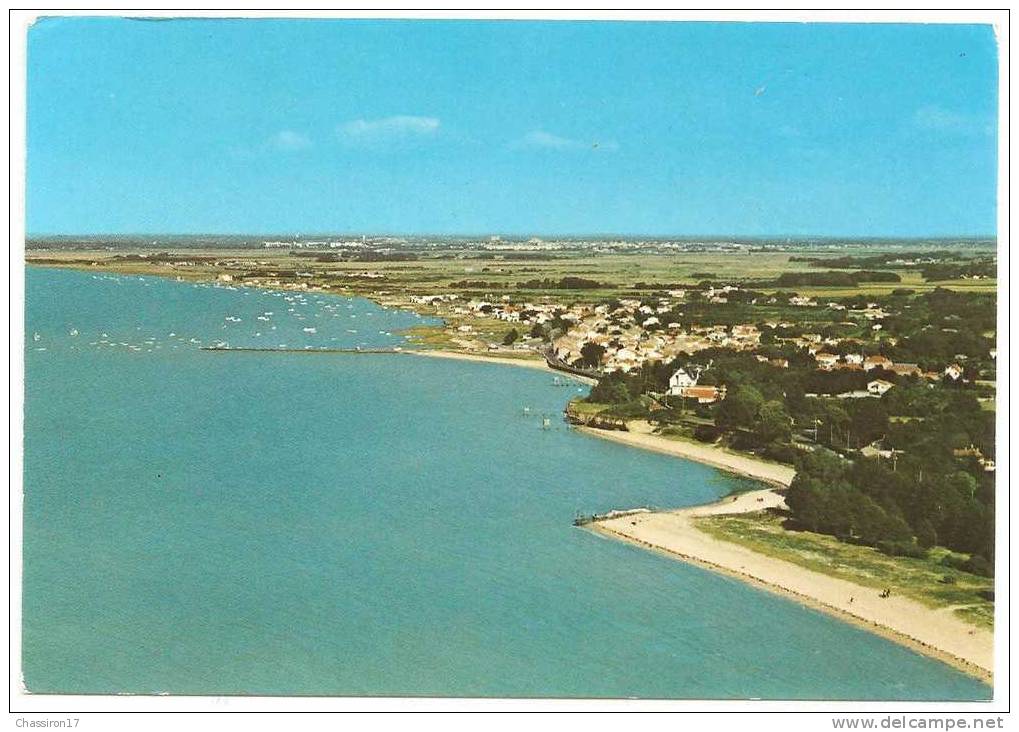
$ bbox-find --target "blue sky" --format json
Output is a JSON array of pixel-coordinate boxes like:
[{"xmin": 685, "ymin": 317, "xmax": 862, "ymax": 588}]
[{"xmin": 27, "ymin": 18, "xmax": 998, "ymax": 237}]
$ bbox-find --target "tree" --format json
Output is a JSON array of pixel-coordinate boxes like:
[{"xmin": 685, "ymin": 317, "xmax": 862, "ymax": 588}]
[
  {"xmin": 588, "ymin": 378, "xmax": 633, "ymax": 405},
  {"xmin": 714, "ymin": 385, "xmax": 764, "ymax": 431},
  {"xmin": 946, "ymin": 471, "xmax": 978, "ymax": 499},
  {"xmin": 502, "ymin": 328, "xmax": 519, "ymax": 346},
  {"xmin": 795, "ymin": 448, "xmax": 848, "ymax": 485},
  {"xmin": 815, "ymin": 401, "xmax": 851, "ymax": 449},
  {"xmin": 580, "ymin": 342, "xmax": 606, "ymax": 368},
  {"xmin": 785, "ymin": 478, "xmax": 827, "ymax": 531},
  {"xmin": 755, "ymin": 400, "xmax": 792, "ymax": 444},
  {"xmin": 846, "ymin": 399, "xmax": 889, "ymax": 448},
  {"xmin": 914, "ymin": 518, "xmax": 938, "ymax": 549}
]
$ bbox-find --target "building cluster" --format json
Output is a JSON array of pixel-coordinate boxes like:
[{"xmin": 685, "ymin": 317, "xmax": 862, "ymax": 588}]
[
  {"xmin": 408, "ymin": 286, "xmax": 977, "ymax": 406},
  {"xmin": 550, "ymin": 304, "xmax": 761, "ymax": 374}
]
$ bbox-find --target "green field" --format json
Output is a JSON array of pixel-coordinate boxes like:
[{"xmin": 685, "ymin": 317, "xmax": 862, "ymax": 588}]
[
  {"xmin": 25, "ymin": 247, "xmax": 997, "ymax": 305},
  {"xmin": 695, "ymin": 511, "xmax": 994, "ymax": 628}
]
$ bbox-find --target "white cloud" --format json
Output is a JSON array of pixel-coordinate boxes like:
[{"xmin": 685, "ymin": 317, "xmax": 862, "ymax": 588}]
[
  {"xmin": 521, "ymin": 130, "xmax": 583, "ymax": 150},
  {"xmin": 271, "ymin": 130, "xmax": 312, "ymax": 151},
  {"xmin": 516, "ymin": 130, "xmax": 618, "ymax": 152},
  {"xmin": 338, "ymin": 115, "xmax": 440, "ymax": 140}
]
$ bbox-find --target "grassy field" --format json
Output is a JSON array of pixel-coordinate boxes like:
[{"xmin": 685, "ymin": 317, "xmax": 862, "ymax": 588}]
[
  {"xmin": 25, "ymin": 248, "xmax": 997, "ymax": 302},
  {"xmin": 567, "ymin": 400, "xmax": 612, "ymax": 416},
  {"xmin": 398, "ymin": 317, "xmax": 528, "ymax": 352},
  {"xmin": 695, "ymin": 511, "xmax": 994, "ymax": 628}
]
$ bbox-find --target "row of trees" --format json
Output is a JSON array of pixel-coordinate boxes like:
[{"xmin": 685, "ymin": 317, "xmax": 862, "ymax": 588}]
[
  {"xmin": 786, "ymin": 450, "xmax": 993, "ymax": 573},
  {"xmin": 772, "ymin": 270, "xmax": 902, "ymax": 287},
  {"xmin": 516, "ymin": 276, "xmax": 607, "ymax": 290}
]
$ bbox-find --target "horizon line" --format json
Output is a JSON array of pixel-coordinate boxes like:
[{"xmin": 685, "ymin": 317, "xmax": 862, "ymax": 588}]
[{"xmin": 24, "ymin": 232, "xmax": 999, "ymax": 242}]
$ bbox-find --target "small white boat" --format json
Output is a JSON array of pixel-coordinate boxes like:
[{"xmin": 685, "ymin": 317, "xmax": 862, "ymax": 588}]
[{"xmin": 33, "ymin": 332, "xmax": 41, "ymax": 342}]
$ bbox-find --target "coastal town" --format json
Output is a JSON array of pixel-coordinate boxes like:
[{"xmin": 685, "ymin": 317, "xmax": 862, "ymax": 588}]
[
  {"xmin": 19, "ymin": 12, "xmax": 1004, "ymax": 712},
  {"xmin": 25, "ymin": 239, "xmax": 998, "ymax": 679}
]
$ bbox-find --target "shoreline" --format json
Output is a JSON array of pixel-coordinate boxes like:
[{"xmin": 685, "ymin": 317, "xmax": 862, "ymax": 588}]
[
  {"xmin": 587, "ymin": 490, "xmax": 993, "ymax": 683},
  {"xmin": 576, "ymin": 421, "xmax": 796, "ymax": 488},
  {"xmin": 405, "ymin": 348, "xmax": 599, "ymax": 385},
  {"xmin": 402, "ymin": 354, "xmax": 994, "ymax": 682}
]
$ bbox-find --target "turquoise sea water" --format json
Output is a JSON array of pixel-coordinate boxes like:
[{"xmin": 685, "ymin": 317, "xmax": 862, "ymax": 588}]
[{"xmin": 23, "ymin": 268, "xmax": 991, "ymax": 699}]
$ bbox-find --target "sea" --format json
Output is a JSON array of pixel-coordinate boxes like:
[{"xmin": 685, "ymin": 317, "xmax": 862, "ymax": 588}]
[{"xmin": 22, "ymin": 267, "xmax": 992, "ymax": 699}]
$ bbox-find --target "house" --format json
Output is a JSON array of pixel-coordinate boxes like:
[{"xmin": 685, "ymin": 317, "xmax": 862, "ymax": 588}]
[
  {"xmin": 837, "ymin": 390, "xmax": 875, "ymax": 399},
  {"xmin": 667, "ymin": 368, "xmax": 698, "ymax": 395},
  {"xmin": 815, "ymin": 353, "xmax": 839, "ymax": 370},
  {"xmin": 614, "ymin": 347, "xmax": 639, "ymax": 365},
  {"xmin": 944, "ymin": 363, "xmax": 964, "ymax": 381},
  {"xmin": 889, "ymin": 363, "xmax": 922, "ymax": 378},
  {"xmin": 731, "ymin": 324, "xmax": 760, "ymax": 340},
  {"xmin": 678, "ymin": 385, "xmax": 726, "ymax": 404},
  {"xmin": 953, "ymin": 445, "xmax": 983, "ymax": 459},
  {"xmin": 861, "ymin": 442, "xmax": 894, "ymax": 459},
  {"xmin": 867, "ymin": 379, "xmax": 895, "ymax": 396},
  {"xmin": 845, "ymin": 353, "xmax": 864, "ymax": 365},
  {"xmin": 770, "ymin": 358, "xmax": 789, "ymax": 369},
  {"xmin": 863, "ymin": 355, "xmax": 892, "ymax": 371}
]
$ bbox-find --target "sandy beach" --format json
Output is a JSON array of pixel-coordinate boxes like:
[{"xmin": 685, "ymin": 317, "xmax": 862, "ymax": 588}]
[
  {"xmin": 590, "ymin": 490, "xmax": 993, "ymax": 681},
  {"xmin": 407, "ymin": 348, "xmax": 598, "ymax": 384},
  {"xmin": 577, "ymin": 421, "xmax": 796, "ymax": 487}
]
